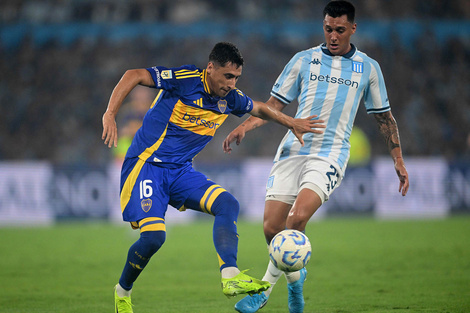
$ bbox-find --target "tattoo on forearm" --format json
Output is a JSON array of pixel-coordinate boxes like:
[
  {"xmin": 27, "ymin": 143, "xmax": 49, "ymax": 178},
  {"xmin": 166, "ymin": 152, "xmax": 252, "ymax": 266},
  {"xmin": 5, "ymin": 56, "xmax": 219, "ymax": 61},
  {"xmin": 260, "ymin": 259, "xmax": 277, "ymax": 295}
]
[
  {"xmin": 242, "ymin": 118, "xmax": 264, "ymax": 131},
  {"xmin": 375, "ymin": 112, "xmax": 400, "ymax": 152},
  {"xmin": 252, "ymin": 120, "xmax": 264, "ymax": 128}
]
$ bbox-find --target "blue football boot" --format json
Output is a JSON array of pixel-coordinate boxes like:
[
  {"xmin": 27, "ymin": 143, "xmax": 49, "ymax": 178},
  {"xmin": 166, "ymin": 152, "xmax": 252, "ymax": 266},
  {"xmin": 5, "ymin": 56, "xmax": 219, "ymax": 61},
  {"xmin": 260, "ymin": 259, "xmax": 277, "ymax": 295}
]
[{"xmin": 287, "ymin": 268, "xmax": 307, "ymax": 313}]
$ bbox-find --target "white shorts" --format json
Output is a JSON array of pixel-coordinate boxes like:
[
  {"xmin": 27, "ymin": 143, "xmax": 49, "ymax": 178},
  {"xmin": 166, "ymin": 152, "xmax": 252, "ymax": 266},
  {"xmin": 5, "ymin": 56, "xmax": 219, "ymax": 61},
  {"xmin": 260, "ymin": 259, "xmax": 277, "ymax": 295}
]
[{"xmin": 265, "ymin": 155, "xmax": 344, "ymax": 205}]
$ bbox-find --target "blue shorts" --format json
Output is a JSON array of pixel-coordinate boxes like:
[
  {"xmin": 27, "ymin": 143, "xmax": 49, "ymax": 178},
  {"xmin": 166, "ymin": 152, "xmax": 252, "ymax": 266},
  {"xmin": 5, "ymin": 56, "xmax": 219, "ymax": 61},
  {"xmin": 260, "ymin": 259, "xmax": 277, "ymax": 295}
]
[{"xmin": 120, "ymin": 157, "xmax": 220, "ymax": 223}]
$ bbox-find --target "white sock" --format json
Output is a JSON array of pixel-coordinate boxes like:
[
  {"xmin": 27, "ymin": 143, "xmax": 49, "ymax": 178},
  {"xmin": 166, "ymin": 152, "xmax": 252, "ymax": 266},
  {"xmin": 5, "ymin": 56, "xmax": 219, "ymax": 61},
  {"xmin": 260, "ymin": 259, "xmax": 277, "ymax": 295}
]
[
  {"xmin": 116, "ymin": 283, "xmax": 132, "ymax": 297},
  {"xmin": 221, "ymin": 266, "xmax": 241, "ymax": 279},
  {"xmin": 262, "ymin": 260, "xmax": 283, "ymax": 296},
  {"xmin": 285, "ymin": 270, "xmax": 301, "ymax": 284}
]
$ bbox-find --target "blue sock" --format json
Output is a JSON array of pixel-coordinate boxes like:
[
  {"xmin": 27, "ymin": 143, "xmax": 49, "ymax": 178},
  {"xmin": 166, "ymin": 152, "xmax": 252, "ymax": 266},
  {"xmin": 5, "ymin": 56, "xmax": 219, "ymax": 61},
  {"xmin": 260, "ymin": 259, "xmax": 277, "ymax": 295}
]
[
  {"xmin": 210, "ymin": 192, "xmax": 240, "ymax": 270},
  {"xmin": 119, "ymin": 230, "xmax": 166, "ymax": 290}
]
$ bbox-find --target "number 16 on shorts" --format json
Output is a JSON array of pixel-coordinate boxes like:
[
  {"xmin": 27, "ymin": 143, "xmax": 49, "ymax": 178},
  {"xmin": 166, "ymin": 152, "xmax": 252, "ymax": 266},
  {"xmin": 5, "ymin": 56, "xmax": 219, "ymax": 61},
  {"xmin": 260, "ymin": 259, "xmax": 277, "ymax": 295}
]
[{"xmin": 140, "ymin": 179, "xmax": 153, "ymax": 199}]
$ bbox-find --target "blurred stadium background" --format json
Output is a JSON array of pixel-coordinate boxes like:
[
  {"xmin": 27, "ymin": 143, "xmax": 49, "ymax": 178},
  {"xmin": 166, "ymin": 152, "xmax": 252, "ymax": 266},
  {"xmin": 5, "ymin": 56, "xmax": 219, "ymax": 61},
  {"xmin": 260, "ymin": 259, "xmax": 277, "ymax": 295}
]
[{"xmin": 0, "ymin": 0, "xmax": 470, "ymax": 225}]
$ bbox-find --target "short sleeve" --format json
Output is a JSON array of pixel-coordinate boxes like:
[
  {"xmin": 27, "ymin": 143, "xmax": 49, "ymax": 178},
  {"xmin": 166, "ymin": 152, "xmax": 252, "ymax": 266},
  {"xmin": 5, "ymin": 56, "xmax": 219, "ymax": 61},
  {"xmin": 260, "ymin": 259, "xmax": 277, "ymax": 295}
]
[
  {"xmin": 364, "ymin": 60, "xmax": 390, "ymax": 114},
  {"xmin": 146, "ymin": 65, "xmax": 198, "ymax": 93},
  {"xmin": 228, "ymin": 88, "xmax": 254, "ymax": 117},
  {"xmin": 270, "ymin": 53, "xmax": 303, "ymax": 104}
]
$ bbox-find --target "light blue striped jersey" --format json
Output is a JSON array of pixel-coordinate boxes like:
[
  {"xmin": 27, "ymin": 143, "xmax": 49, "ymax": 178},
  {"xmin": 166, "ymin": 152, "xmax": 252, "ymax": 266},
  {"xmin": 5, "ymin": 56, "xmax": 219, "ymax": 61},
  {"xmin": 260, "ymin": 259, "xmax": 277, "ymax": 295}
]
[{"xmin": 271, "ymin": 43, "xmax": 390, "ymax": 172}]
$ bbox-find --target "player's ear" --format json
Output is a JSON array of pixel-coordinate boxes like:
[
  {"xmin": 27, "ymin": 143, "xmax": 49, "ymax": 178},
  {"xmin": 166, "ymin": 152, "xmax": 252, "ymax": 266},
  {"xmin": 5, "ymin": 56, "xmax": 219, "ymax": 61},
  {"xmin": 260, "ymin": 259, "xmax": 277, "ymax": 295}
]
[{"xmin": 207, "ymin": 62, "xmax": 214, "ymax": 74}]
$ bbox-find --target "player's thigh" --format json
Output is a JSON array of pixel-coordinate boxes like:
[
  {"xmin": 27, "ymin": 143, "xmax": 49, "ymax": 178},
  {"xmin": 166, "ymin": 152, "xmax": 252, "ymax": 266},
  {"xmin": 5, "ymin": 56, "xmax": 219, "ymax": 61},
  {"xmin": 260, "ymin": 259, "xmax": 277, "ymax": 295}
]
[
  {"xmin": 170, "ymin": 168, "xmax": 229, "ymax": 215},
  {"xmin": 120, "ymin": 158, "xmax": 170, "ymax": 223},
  {"xmin": 286, "ymin": 188, "xmax": 323, "ymax": 230},
  {"xmin": 300, "ymin": 157, "xmax": 343, "ymax": 202}
]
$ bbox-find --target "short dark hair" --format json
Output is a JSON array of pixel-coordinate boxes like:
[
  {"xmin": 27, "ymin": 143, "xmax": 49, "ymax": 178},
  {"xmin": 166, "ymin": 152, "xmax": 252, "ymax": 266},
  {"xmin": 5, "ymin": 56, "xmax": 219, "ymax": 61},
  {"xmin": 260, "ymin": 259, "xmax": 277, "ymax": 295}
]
[
  {"xmin": 209, "ymin": 42, "xmax": 244, "ymax": 68},
  {"xmin": 323, "ymin": 0, "xmax": 355, "ymax": 24}
]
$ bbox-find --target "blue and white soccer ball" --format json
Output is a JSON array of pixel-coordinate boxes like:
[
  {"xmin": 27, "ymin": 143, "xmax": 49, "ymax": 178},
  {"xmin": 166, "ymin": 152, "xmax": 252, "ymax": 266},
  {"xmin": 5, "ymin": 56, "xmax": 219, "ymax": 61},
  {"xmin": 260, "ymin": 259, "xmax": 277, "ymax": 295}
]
[{"xmin": 269, "ymin": 229, "xmax": 311, "ymax": 272}]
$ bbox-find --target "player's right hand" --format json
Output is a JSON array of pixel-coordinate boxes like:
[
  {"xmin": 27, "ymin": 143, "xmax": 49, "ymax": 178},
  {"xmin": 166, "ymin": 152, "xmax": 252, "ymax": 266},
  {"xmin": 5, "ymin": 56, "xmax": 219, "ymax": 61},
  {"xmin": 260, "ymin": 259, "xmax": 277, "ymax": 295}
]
[
  {"xmin": 394, "ymin": 158, "xmax": 409, "ymax": 196},
  {"xmin": 102, "ymin": 111, "xmax": 118, "ymax": 148}
]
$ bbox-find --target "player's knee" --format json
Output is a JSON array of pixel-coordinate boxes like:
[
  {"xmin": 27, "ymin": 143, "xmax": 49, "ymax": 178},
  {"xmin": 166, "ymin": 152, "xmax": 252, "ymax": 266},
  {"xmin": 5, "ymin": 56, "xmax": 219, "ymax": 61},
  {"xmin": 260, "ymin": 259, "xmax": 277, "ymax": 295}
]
[
  {"xmin": 286, "ymin": 208, "xmax": 312, "ymax": 231},
  {"xmin": 263, "ymin": 222, "xmax": 284, "ymax": 244},
  {"xmin": 286, "ymin": 219, "xmax": 307, "ymax": 233},
  {"xmin": 140, "ymin": 230, "xmax": 166, "ymax": 256},
  {"xmin": 211, "ymin": 192, "xmax": 240, "ymax": 217}
]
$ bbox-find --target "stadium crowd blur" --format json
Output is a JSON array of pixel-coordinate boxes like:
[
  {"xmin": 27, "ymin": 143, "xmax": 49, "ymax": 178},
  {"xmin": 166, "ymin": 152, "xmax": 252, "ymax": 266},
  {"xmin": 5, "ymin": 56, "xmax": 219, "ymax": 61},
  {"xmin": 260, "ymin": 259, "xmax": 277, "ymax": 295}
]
[{"xmin": 1, "ymin": 0, "xmax": 469, "ymax": 164}]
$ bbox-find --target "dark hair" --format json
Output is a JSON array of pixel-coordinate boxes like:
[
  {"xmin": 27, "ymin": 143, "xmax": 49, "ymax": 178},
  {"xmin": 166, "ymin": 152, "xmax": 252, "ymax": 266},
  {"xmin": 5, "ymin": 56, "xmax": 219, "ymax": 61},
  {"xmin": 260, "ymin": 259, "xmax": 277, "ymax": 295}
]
[
  {"xmin": 209, "ymin": 42, "xmax": 244, "ymax": 68},
  {"xmin": 323, "ymin": 0, "xmax": 355, "ymax": 23}
]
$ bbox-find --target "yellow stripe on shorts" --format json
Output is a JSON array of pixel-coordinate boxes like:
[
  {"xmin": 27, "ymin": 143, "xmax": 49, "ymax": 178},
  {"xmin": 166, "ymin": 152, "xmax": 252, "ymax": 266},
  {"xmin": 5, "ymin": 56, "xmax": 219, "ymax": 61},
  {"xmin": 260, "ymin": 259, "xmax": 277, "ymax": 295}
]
[
  {"xmin": 120, "ymin": 158, "xmax": 146, "ymax": 213},
  {"xmin": 120, "ymin": 125, "xmax": 168, "ymax": 213}
]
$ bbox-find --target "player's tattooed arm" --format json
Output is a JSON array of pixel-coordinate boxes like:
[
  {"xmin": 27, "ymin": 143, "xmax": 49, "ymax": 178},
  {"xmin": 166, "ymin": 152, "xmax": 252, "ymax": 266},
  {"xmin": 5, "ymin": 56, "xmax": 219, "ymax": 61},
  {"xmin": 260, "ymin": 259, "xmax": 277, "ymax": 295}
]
[
  {"xmin": 374, "ymin": 110, "xmax": 410, "ymax": 196},
  {"xmin": 374, "ymin": 111, "xmax": 410, "ymax": 196},
  {"xmin": 374, "ymin": 111, "xmax": 401, "ymax": 154},
  {"xmin": 239, "ymin": 117, "xmax": 265, "ymax": 130}
]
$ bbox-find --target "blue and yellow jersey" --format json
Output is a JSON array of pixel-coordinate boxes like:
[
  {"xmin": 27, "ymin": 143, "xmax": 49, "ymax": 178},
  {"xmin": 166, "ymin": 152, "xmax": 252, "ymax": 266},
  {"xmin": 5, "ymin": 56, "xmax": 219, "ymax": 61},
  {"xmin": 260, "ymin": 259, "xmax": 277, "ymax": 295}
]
[{"xmin": 124, "ymin": 64, "xmax": 253, "ymax": 166}]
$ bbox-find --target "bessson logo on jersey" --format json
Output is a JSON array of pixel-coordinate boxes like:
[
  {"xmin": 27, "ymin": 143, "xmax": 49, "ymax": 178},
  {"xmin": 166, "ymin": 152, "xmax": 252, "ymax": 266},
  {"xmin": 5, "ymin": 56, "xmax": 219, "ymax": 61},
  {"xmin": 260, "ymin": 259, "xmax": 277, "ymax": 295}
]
[
  {"xmin": 182, "ymin": 113, "xmax": 220, "ymax": 129},
  {"xmin": 218, "ymin": 99, "xmax": 227, "ymax": 113},
  {"xmin": 310, "ymin": 73, "xmax": 359, "ymax": 89}
]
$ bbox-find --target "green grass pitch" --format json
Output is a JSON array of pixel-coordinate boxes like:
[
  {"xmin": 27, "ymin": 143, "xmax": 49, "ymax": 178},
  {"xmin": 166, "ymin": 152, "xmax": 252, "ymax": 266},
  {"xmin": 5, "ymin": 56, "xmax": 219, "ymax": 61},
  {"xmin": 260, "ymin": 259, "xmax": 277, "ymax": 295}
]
[{"xmin": 0, "ymin": 217, "xmax": 469, "ymax": 312}]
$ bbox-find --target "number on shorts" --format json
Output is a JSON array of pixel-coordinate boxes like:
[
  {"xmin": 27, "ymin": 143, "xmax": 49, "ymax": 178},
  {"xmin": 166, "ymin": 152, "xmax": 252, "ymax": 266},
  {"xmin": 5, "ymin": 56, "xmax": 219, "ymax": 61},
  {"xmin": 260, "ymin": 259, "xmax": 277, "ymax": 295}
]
[
  {"xmin": 325, "ymin": 165, "xmax": 339, "ymax": 192},
  {"xmin": 139, "ymin": 179, "xmax": 153, "ymax": 199}
]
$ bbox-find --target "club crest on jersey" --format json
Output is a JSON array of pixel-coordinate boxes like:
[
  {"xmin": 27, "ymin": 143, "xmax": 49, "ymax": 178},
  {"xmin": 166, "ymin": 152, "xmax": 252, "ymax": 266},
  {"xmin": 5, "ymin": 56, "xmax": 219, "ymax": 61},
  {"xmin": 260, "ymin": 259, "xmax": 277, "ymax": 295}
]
[
  {"xmin": 218, "ymin": 99, "xmax": 227, "ymax": 113},
  {"xmin": 141, "ymin": 199, "xmax": 152, "ymax": 212},
  {"xmin": 352, "ymin": 61, "xmax": 363, "ymax": 73}
]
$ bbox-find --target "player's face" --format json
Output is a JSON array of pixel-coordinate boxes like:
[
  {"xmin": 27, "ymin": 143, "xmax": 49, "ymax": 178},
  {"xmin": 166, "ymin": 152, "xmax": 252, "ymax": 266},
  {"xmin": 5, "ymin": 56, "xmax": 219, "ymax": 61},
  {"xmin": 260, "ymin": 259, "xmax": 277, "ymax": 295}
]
[
  {"xmin": 323, "ymin": 14, "xmax": 356, "ymax": 56},
  {"xmin": 206, "ymin": 61, "xmax": 242, "ymax": 98}
]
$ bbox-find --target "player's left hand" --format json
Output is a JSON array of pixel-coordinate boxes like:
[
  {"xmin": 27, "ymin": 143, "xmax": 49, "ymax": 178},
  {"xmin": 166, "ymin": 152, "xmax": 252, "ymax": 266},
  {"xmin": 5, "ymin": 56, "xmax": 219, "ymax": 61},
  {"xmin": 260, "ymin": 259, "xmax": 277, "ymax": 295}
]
[
  {"xmin": 102, "ymin": 111, "xmax": 118, "ymax": 148},
  {"xmin": 394, "ymin": 157, "xmax": 409, "ymax": 196}
]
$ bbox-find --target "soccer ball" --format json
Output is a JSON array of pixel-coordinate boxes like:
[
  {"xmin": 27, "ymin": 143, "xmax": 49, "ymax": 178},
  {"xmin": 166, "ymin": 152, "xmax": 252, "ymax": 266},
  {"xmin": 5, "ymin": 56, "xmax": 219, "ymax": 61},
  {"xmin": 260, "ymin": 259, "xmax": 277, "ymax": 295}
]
[{"xmin": 268, "ymin": 229, "xmax": 311, "ymax": 272}]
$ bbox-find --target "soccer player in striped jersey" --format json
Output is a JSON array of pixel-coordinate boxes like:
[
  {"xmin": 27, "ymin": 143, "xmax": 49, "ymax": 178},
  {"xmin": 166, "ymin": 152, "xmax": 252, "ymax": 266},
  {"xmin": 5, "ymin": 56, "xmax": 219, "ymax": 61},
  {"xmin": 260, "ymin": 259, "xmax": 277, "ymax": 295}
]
[
  {"xmin": 224, "ymin": 2, "xmax": 410, "ymax": 313},
  {"xmin": 102, "ymin": 42, "xmax": 325, "ymax": 313}
]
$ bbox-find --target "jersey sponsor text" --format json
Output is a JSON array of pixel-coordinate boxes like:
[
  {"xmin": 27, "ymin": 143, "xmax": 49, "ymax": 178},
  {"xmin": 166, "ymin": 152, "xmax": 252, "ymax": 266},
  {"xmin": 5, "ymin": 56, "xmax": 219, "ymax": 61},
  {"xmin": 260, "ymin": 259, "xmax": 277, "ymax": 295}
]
[{"xmin": 309, "ymin": 73, "xmax": 359, "ymax": 89}]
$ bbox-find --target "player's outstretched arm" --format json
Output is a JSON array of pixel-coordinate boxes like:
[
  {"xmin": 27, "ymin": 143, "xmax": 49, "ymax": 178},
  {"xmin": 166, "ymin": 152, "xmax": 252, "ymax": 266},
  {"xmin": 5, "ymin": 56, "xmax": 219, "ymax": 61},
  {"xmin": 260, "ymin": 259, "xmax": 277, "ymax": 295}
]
[
  {"xmin": 374, "ymin": 111, "xmax": 410, "ymax": 196},
  {"xmin": 223, "ymin": 96, "xmax": 325, "ymax": 153},
  {"xmin": 223, "ymin": 96, "xmax": 284, "ymax": 153},
  {"xmin": 222, "ymin": 116, "xmax": 263, "ymax": 154},
  {"xmin": 102, "ymin": 69, "xmax": 154, "ymax": 148},
  {"xmin": 249, "ymin": 101, "xmax": 325, "ymax": 146}
]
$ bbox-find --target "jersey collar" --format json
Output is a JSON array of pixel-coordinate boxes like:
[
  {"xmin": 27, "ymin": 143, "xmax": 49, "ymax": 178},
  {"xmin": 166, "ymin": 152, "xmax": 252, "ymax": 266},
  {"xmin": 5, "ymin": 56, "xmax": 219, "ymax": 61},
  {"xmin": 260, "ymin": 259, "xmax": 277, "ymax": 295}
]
[
  {"xmin": 321, "ymin": 43, "xmax": 356, "ymax": 58},
  {"xmin": 200, "ymin": 69, "xmax": 211, "ymax": 94}
]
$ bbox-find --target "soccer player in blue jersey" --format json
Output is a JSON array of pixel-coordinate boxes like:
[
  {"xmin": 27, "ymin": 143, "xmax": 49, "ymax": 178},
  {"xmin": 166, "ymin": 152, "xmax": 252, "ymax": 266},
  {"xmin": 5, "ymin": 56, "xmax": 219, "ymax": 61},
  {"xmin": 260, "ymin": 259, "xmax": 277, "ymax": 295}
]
[
  {"xmin": 224, "ymin": 1, "xmax": 410, "ymax": 313},
  {"xmin": 102, "ymin": 42, "xmax": 325, "ymax": 313}
]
